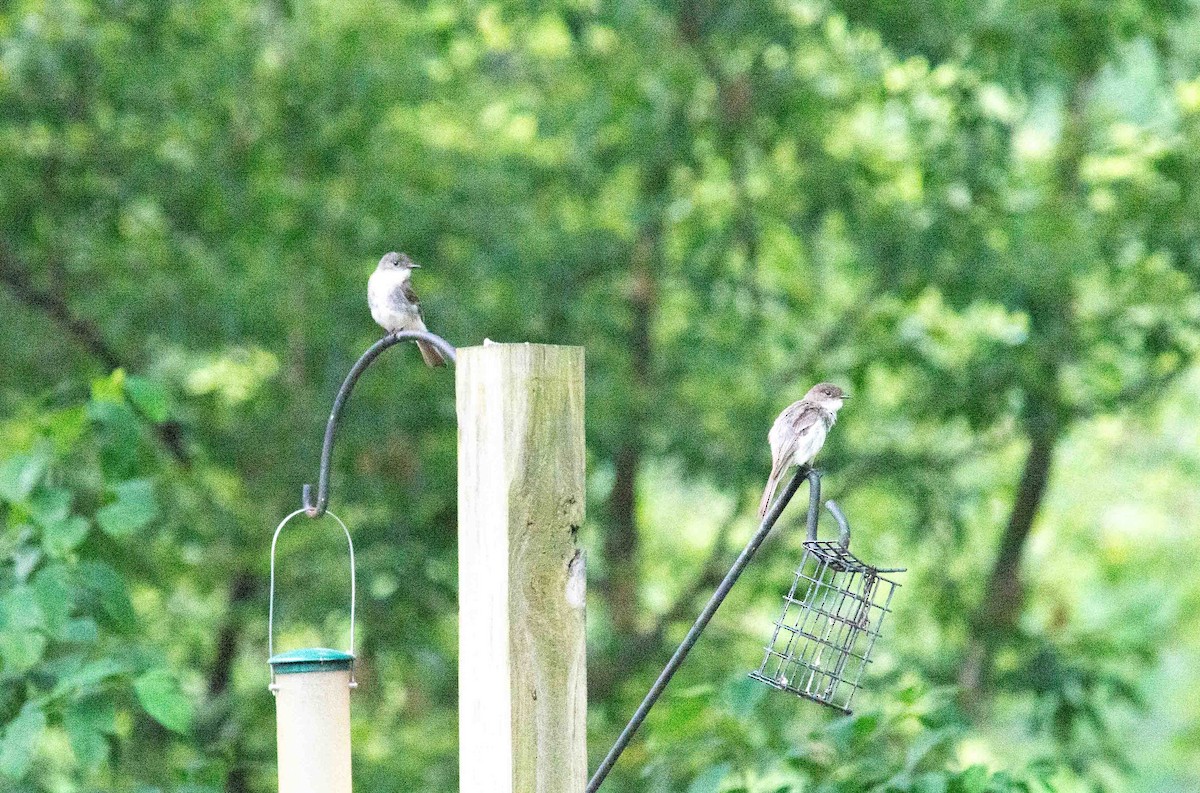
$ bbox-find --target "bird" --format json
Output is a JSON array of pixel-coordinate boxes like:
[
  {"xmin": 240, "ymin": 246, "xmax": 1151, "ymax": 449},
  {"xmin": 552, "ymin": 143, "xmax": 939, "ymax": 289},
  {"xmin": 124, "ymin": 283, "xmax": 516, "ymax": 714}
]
[
  {"xmin": 367, "ymin": 252, "xmax": 446, "ymax": 367},
  {"xmin": 757, "ymin": 383, "xmax": 849, "ymax": 517}
]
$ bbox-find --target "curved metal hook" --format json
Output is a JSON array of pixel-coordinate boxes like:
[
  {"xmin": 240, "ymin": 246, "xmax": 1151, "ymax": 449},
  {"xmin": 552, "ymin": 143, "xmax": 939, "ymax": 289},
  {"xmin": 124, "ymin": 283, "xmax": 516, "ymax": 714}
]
[
  {"xmin": 824, "ymin": 500, "xmax": 852, "ymax": 549},
  {"xmin": 804, "ymin": 468, "xmax": 822, "ymax": 542},
  {"xmin": 302, "ymin": 330, "xmax": 457, "ymax": 518}
]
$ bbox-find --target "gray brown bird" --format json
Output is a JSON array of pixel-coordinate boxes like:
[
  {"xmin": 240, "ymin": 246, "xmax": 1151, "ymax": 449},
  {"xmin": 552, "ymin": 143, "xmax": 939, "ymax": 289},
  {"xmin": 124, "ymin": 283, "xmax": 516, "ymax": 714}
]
[
  {"xmin": 757, "ymin": 383, "xmax": 849, "ymax": 517},
  {"xmin": 367, "ymin": 252, "xmax": 446, "ymax": 367}
]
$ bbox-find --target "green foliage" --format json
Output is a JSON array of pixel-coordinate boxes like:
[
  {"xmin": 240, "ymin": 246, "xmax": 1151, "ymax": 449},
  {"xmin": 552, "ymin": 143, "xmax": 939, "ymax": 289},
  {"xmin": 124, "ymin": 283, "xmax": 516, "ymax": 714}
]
[
  {"xmin": 0, "ymin": 382, "xmax": 197, "ymax": 788},
  {"xmin": 133, "ymin": 670, "xmax": 193, "ymax": 734},
  {"xmin": 633, "ymin": 678, "xmax": 1059, "ymax": 792},
  {"xmin": 1, "ymin": 703, "xmax": 47, "ymax": 779},
  {"xmin": 2, "ymin": 0, "xmax": 1200, "ymax": 790},
  {"xmin": 96, "ymin": 480, "xmax": 158, "ymax": 539}
]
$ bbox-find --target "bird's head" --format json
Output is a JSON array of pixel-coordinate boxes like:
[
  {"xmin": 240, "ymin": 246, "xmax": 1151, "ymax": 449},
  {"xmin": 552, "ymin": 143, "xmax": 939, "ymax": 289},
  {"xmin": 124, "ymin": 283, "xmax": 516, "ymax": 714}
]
[
  {"xmin": 377, "ymin": 251, "xmax": 421, "ymax": 272},
  {"xmin": 804, "ymin": 382, "xmax": 850, "ymax": 412}
]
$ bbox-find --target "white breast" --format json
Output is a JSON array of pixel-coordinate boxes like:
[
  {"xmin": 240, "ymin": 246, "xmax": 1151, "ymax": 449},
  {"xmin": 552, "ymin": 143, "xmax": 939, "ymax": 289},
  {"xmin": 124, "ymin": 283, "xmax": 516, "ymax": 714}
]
[
  {"xmin": 367, "ymin": 270, "xmax": 422, "ymax": 332},
  {"xmin": 790, "ymin": 420, "xmax": 828, "ymax": 466}
]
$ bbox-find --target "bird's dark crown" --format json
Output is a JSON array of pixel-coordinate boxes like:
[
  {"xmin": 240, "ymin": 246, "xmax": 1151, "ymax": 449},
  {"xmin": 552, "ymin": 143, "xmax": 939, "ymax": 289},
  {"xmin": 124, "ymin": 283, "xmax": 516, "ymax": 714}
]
[
  {"xmin": 805, "ymin": 382, "xmax": 849, "ymax": 401},
  {"xmin": 379, "ymin": 251, "xmax": 419, "ymax": 269}
]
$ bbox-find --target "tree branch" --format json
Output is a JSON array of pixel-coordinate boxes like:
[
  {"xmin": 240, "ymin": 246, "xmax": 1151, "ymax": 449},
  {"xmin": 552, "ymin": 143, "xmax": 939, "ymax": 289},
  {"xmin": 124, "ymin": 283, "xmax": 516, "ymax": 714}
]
[
  {"xmin": 959, "ymin": 422, "xmax": 1058, "ymax": 702},
  {"xmin": 0, "ymin": 247, "xmax": 124, "ymax": 371},
  {"xmin": 0, "ymin": 246, "xmax": 191, "ymax": 466}
]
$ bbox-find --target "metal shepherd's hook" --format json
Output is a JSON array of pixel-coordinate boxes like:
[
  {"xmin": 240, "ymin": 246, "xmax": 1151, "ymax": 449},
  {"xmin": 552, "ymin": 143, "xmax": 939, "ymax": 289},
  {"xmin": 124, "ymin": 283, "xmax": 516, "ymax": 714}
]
[
  {"xmin": 302, "ymin": 330, "xmax": 458, "ymax": 518},
  {"xmin": 586, "ymin": 465, "xmax": 824, "ymax": 792}
]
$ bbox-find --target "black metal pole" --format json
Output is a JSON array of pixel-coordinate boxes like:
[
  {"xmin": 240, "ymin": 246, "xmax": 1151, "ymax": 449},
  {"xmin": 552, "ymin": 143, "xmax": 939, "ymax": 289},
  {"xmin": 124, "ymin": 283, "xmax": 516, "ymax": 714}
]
[
  {"xmin": 586, "ymin": 466, "xmax": 820, "ymax": 792},
  {"xmin": 302, "ymin": 330, "xmax": 457, "ymax": 518}
]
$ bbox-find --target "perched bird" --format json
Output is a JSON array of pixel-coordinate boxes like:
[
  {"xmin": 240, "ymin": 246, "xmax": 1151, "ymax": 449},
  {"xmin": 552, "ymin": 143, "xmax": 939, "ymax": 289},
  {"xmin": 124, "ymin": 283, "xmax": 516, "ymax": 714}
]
[
  {"xmin": 367, "ymin": 252, "xmax": 446, "ymax": 367},
  {"xmin": 757, "ymin": 383, "xmax": 849, "ymax": 517}
]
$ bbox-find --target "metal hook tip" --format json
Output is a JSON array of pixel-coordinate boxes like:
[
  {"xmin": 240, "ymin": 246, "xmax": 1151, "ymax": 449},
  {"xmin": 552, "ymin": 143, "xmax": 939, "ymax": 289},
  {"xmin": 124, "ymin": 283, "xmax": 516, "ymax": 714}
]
[{"xmin": 301, "ymin": 484, "xmax": 323, "ymax": 517}]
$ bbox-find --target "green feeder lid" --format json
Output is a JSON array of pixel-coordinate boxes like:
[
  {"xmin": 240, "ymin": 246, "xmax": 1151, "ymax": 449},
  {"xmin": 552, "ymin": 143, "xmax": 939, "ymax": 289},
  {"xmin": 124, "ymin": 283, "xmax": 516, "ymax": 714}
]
[{"xmin": 268, "ymin": 647, "xmax": 355, "ymax": 675}]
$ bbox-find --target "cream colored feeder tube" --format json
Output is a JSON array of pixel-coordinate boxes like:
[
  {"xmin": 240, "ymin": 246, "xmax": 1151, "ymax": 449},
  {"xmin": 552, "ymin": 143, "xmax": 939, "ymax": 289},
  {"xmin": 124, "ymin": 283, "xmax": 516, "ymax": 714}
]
[{"xmin": 269, "ymin": 648, "xmax": 355, "ymax": 793}]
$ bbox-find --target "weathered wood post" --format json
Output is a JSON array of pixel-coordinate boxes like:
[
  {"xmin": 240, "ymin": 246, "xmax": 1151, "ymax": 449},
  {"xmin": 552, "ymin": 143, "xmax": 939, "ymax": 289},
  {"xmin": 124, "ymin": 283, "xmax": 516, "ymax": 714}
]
[{"xmin": 457, "ymin": 343, "xmax": 587, "ymax": 792}]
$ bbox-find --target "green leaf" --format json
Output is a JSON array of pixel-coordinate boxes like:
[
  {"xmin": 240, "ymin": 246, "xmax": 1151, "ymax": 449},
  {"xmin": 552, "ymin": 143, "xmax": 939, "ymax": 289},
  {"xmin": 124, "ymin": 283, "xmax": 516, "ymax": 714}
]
[
  {"xmin": 28, "ymin": 488, "xmax": 71, "ymax": 527},
  {"xmin": 125, "ymin": 376, "xmax": 171, "ymax": 423},
  {"xmin": 0, "ymin": 632, "xmax": 48, "ymax": 674},
  {"xmin": 96, "ymin": 480, "xmax": 158, "ymax": 537},
  {"xmin": 52, "ymin": 658, "xmax": 126, "ymax": 698},
  {"xmin": 78, "ymin": 562, "xmax": 136, "ymax": 632},
  {"xmin": 134, "ymin": 669, "xmax": 193, "ymax": 733},
  {"xmin": 722, "ymin": 675, "xmax": 766, "ymax": 719},
  {"xmin": 42, "ymin": 515, "xmax": 90, "ymax": 557},
  {"xmin": 64, "ymin": 720, "xmax": 107, "ymax": 771},
  {"xmin": 957, "ymin": 765, "xmax": 990, "ymax": 793},
  {"xmin": 905, "ymin": 727, "xmax": 954, "ymax": 772},
  {"xmin": 1, "ymin": 585, "xmax": 46, "ymax": 632},
  {"xmin": 56, "ymin": 618, "xmax": 98, "ymax": 644},
  {"xmin": 915, "ymin": 772, "xmax": 949, "ymax": 793},
  {"xmin": 0, "ymin": 703, "xmax": 46, "ymax": 779},
  {"xmin": 44, "ymin": 405, "xmax": 89, "ymax": 452},
  {"xmin": 0, "ymin": 449, "xmax": 50, "ymax": 503},
  {"xmin": 686, "ymin": 763, "xmax": 730, "ymax": 793},
  {"xmin": 63, "ymin": 698, "xmax": 115, "ymax": 769},
  {"xmin": 32, "ymin": 565, "xmax": 74, "ymax": 633},
  {"xmin": 9, "ymin": 532, "xmax": 41, "ymax": 583},
  {"xmin": 90, "ymin": 369, "xmax": 127, "ymax": 404},
  {"xmin": 86, "ymin": 401, "xmax": 142, "ymax": 480}
]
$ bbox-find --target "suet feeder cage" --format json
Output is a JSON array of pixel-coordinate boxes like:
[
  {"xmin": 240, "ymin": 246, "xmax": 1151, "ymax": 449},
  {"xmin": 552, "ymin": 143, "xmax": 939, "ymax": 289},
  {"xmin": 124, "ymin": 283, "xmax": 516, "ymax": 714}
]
[
  {"xmin": 588, "ymin": 469, "xmax": 906, "ymax": 793},
  {"xmin": 267, "ymin": 509, "xmax": 357, "ymax": 793},
  {"xmin": 749, "ymin": 502, "xmax": 902, "ymax": 714}
]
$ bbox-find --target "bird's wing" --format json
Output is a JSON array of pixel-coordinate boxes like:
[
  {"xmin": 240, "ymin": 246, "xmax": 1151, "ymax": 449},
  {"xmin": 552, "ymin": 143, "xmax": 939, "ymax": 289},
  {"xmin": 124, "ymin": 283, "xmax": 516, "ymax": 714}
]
[
  {"xmin": 395, "ymin": 280, "xmax": 421, "ymax": 311},
  {"xmin": 396, "ymin": 279, "xmax": 430, "ymax": 331},
  {"xmin": 769, "ymin": 401, "xmax": 823, "ymax": 466}
]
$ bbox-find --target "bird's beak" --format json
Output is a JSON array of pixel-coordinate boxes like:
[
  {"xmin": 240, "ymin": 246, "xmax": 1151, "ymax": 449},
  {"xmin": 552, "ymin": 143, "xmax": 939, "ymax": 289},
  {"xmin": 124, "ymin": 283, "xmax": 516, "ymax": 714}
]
[
  {"xmin": 841, "ymin": 394, "xmax": 851, "ymax": 400},
  {"xmin": 409, "ymin": 264, "xmax": 421, "ymax": 269}
]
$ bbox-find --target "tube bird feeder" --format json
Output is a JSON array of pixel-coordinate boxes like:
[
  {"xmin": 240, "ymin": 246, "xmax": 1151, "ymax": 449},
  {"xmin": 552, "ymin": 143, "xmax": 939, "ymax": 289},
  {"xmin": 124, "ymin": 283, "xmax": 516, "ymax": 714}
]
[{"xmin": 267, "ymin": 508, "xmax": 357, "ymax": 793}]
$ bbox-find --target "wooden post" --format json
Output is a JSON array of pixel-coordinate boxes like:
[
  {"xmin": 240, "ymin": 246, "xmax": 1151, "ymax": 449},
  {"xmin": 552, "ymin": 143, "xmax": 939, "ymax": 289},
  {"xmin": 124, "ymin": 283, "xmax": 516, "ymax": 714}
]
[{"xmin": 457, "ymin": 343, "xmax": 587, "ymax": 793}]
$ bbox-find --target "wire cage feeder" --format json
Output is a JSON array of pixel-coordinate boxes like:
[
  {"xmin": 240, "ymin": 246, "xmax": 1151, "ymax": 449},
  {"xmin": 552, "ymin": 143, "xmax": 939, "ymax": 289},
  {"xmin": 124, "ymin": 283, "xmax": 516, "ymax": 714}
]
[{"xmin": 750, "ymin": 496, "xmax": 904, "ymax": 714}]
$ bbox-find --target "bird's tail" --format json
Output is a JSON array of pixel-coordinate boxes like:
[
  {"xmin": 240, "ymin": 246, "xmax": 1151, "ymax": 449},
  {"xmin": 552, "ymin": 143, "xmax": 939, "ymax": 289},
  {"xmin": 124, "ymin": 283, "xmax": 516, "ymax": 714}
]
[
  {"xmin": 757, "ymin": 460, "xmax": 786, "ymax": 518},
  {"xmin": 417, "ymin": 339, "xmax": 447, "ymax": 367}
]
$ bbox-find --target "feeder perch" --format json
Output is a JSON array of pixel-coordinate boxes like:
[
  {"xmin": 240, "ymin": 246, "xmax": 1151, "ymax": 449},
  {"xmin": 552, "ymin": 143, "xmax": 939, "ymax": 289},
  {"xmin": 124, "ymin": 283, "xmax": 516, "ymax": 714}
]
[
  {"xmin": 268, "ymin": 508, "xmax": 357, "ymax": 793},
  {"xmin": 749, "ymin": 500, "xmax": 903, "ymax": 714}
]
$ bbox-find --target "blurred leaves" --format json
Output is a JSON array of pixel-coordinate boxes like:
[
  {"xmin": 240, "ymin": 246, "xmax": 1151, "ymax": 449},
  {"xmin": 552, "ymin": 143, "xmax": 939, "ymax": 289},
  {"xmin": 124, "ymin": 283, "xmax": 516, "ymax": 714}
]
[
  {"xmin": 63, "ymin": 697, "xmax": 115, "ymax": 769},
  {"xmin": 0, "ymin": 382, "xmax": 196, "ymax": 787},
  {"xmin": 134, "ymin": 670, "xmax": 194, "ymax": 734},
  {"xmin": 0, "ymin": 448, "xmax": 51, "ymax": 503},
  {"xmin": 2, "ymin": 0, "xmax": 1200, "ymax": 790},
  {"xmin": 95, "ymin": 480, "xmax": 157, "ymax": 538},
  {"xmin": 0, "ymin": 703, "xmax": 47, "ymax": 779}
]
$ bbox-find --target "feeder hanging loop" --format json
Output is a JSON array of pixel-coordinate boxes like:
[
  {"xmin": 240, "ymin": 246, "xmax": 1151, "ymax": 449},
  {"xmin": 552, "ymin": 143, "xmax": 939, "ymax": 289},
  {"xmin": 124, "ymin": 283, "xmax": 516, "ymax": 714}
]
[{"xmin": 268, "ymin": 508, "xmax": 357, "ymax": 690}]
